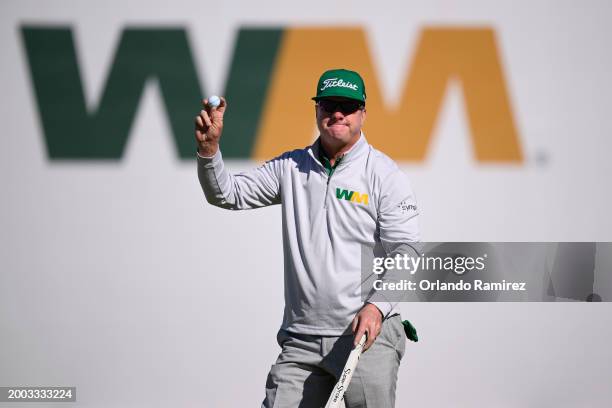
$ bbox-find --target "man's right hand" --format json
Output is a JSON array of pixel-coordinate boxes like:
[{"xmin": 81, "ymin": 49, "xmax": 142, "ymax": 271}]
[{"xmin": 195, "ymin": 97, "xmax": 227, "ymax": 157}]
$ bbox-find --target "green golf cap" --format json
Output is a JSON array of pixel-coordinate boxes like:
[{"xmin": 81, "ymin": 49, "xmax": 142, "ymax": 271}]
[{"xmin": 312, "ymin": 68, "xmax": 366, "ymax": 103}]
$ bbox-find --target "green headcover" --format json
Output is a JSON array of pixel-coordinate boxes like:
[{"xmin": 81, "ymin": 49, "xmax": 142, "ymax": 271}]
[{"xmin": 402, "ymin": 320, "xmax": 418, "ymax": 342}]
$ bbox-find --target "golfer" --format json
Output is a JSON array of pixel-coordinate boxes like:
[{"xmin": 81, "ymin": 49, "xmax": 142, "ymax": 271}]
[{"xmin": 195, "ymin": 69, "xmax": 420, "ymax": 407}]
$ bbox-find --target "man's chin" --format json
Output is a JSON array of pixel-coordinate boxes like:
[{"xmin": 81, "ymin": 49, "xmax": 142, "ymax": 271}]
[{"xmin": 323, "ymin": 129, "xmax": 350, "ymax": 143}]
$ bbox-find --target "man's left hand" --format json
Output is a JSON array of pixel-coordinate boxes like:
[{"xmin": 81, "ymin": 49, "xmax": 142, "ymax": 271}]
[{"xmin": 351, "ymin": 303, "xmax": 383, "ymax": 351}]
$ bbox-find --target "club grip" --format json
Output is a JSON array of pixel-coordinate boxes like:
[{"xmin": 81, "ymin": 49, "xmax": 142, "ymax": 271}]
[{"xmin": 325, "ymin": 334, "xmax": 367, "ymax": 408}]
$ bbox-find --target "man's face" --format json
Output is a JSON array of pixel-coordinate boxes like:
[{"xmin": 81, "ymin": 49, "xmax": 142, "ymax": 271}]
[{"xmin": 315, "ymin": 97, "xmax": 366, "ymax": 145}]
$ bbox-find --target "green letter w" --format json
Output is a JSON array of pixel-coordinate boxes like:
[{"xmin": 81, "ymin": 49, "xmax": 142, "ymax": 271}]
[
  {"xmin": 21, "ymin": 26, "xmax": 282, "ymax": 159},
  {"xmin": 336, "ymin": 188, "xmax": 354, "ymax": 201}
]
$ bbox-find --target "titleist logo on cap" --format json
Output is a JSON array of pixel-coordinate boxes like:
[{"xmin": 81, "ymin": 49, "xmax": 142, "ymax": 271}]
[{"xmin": 320, "ymin": 78, "xmax": 359, "ymax": 91}]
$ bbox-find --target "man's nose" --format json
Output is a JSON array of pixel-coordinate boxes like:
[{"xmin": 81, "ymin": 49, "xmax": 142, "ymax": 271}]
[{"xmin": 331, "ymin": 110, "xmax": 345, "ymax": 119}]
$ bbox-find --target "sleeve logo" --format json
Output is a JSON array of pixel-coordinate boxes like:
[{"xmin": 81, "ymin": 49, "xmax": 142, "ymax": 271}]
[{"xmin": 398, "ymin": 200, "xmax": 417, "ymax": 214}]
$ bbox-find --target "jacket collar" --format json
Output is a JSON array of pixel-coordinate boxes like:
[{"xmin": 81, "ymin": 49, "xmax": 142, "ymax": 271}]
[{"xmin": 308, "ymin": 132, "xmax": 368, "ymax": 170}]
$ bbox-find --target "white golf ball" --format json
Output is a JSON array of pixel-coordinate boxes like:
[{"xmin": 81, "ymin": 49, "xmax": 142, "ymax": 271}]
[{"xmin": 208, "ymin": 95, "xmax": 221, "ymax": 108}]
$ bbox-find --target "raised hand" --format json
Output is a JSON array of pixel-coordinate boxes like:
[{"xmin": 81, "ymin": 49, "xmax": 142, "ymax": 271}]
[{"xmin": 195, "ymin": 97, "xmax": 227, "ymax": 157}]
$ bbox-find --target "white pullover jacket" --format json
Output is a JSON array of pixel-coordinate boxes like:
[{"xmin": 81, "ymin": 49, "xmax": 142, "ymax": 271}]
[{"xmin": 198, "ymin": 134, "xmax": 420, "ymax": 335}]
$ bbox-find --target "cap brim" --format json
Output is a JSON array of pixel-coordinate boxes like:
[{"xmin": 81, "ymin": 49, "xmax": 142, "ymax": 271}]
[{"xmin": 312, "ymin": 95, "xmax": 365, "ymax": 103}]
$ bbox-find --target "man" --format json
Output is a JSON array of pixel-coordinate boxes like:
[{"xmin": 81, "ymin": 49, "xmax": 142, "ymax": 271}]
[{"xmin": 195, "ymin": 69, "xmax": 420, "ymax": 407}]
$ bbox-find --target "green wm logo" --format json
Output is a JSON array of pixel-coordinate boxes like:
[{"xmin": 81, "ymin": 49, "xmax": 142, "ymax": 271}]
[{"xmin": 336, "ymin": 188, "xmax": 369, "ymax": 205}]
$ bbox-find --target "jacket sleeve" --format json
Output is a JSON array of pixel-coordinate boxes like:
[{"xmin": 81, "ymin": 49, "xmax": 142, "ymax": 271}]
[
  {"xmin": 197, "ymin": 150, "xmax": 282, "ymax": 210},
  {"xmin": 368, "ymin": 168, "xmax": 421, "ymax": 317}
]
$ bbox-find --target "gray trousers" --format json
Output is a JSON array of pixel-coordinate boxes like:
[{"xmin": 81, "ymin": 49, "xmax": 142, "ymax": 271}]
[{"xmin": 262, "ymin": 314, "xmax": 406, "ymax": 408}]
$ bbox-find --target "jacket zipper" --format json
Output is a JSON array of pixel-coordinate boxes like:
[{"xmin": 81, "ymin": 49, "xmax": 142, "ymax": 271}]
[{"xmin": 324, "ymin": 172, "xmax": 332, "ymax": 209}]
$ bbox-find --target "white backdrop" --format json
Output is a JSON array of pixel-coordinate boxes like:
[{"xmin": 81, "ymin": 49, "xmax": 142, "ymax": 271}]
[{"xmin": 2, "ymin": 0, "xmax": 612, "ymax": 406}]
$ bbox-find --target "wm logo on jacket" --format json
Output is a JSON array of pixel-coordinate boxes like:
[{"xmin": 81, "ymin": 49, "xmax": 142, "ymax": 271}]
[{"xmin": 336, "ymin": 188, "xmax": 369, "ymax": 205}]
